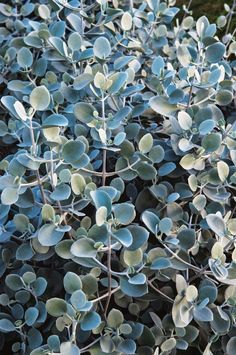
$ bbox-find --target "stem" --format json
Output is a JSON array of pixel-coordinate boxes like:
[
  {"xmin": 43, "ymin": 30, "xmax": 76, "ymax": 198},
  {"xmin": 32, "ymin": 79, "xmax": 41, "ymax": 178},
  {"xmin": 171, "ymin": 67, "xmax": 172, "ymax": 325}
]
[
  {"xmin": 102, "ymin": 149, "xmax": 107, "ymax": 186},
  {"xmin": 50, "ymin": 150, "xmax": 63, "ymax": 214},
  {"xmin": 21, "ymin": 175, "xmax": 49, "ymax": 188},
  {"xmin": 36, "ymin": 171, "xmax": 47, "ymax": 205},
  {"xmin": 79, "ymin": 158, "xmax": 140, "ymax": 177},
  {"xmin": 92, "ymin": 257, "xmax": 127, "ymax": 276},
  {"xmin": 104, "ymin": 234, "xmax": 112, "ymax": 318},
  {"xmin": 186, "ymin": 79, "xmax": 194, "ymax": 109},
  {"xmin": 92, "ymin": 287, "xmax": 120, "ymax": 303},
  {"xmin": 159, "ymin": 240, "xmax": 201, "ymax": 272},
  {"xmin": 225, "ymin": 0, "xmax": 236, "ymax": 35},
  {"xmin": 190, "ymin": 93, "xmax": 215, "ymax": 107},
  {"xmin": 100, "ymin": 89, "xmax": 112, "ymax": 318},
  {"xmin": 80, "ymin": 337, "xmax": 101, "ymax": 353},
  {"xmin": 29, "ymin": 115, "xmax": 47, "ymax": 204},
  {"xmin": 71, "ymin": 319, "xmax": 77, "ymax": 344},
  {"xmin": 148, "ymin": 280, "xmax": 174, "ymax": 303},
  {"xmin": 28, "ymin": 114, "xmax": 38, "ymax": 157},
  {"xmin": 101, "ymin": 92, "xmax": 107, "ymax": 187}
]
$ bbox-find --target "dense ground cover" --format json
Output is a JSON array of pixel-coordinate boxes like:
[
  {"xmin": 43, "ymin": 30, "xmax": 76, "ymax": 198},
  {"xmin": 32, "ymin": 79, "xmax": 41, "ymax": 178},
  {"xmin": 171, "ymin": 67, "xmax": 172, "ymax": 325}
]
[{"xmin": 0, "ymin": 0, "xmax": 235, "ymax": 354}]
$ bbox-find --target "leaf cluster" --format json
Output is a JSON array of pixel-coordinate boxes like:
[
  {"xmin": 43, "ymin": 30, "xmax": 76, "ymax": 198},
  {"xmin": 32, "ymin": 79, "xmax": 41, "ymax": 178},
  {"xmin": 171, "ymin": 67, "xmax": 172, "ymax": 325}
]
[{"xmin": 0, "ymin": 0, "xmax": 235, "ymax": 354}]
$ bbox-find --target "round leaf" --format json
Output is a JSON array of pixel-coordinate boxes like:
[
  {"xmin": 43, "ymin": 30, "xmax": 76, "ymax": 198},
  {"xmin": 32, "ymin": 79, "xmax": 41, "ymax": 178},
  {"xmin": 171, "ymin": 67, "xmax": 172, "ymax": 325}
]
[
  {"xmin": 121, "ymin": 12, "xmax": 133, "ymax": 31},
  {"xmin": 17, "ymin": 47, "xmax": 33, "ymax": 68},
  {"xmin": 139, "ymin": 133, "xmax": 153, "ymax": 154},
  {"xmin": 30, "ymin": 86, "xmax": 50, "ymax": 111},
  {"xmin": 46, "ymin": 298, "xmax": 67, "ymax": 317},
  {"xmin": 93, "ymin": 37, "xmax": 111, "ymax": 59}
]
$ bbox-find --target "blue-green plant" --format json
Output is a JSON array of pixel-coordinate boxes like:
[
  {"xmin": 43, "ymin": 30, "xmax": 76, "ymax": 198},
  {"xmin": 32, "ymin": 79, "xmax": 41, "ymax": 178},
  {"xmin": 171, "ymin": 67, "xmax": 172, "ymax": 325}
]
[{"xmin": 0, "ymin": 0, "xmax": 235, "ymax": 354}]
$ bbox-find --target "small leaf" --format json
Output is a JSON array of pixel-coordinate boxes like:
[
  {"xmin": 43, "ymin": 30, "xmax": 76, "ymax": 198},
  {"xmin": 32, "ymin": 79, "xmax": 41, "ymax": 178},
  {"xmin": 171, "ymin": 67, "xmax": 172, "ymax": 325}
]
[
  {"xmin": 13, "ymin": 214, "xmax": 29, "ymax": 232},
  {"xmin": 81, "ymin": 312, "xmax": 101, "ymax": 331},
  {"xmin": 38, "ymin": 4, "xmax": 50, "ymax": 19},
  {"xmin": 70, "ymin": 290, "xmax": 87, "ymax": 310},
  {"xmin": 114, "ymin": 132, "xmax": 126, "ymax": 146},
  {"xmin": 216, "ymin": 90, "xmax": 233, "ymax": 106},
  {"xmin": 158, "ymin": 162, "xmax": 176, "ymax": 176},
  {"xmin": 71, "ymin": 174, "xmax": 86, "ymax": 195},
  {"xmin": 176, "ymin": 274, "xmax": 187, "ymax": 293},
  {"xmin": 42, "ymin": 204, "xmax": 55, "ymax": 222},
  {"xmin": 30, "ymin": 86, "xmax": 50, "ymax": 111},
  {"xmin": 64, "ymin": 272, "xmax": 82, "ymax": 294},
  {"xmin": 149, "ymin": 145, "xmax": 165, "ymax": 163},
  {"xmin": 139, "ymin": 133, "xmax": 153, "ymax": 154},
  {"xmin": 62, "ymin": 141, "xmax": 85, "ymax": 164},
  {"xmin": 14, "ymin": 101, "xmax": 27, "ymax": 121},
  {"xmin": 43, "ymin": 114, "xmax": 68, "ymax": 127},
  {"xmin": 113, "ymin": 203, "xmax": 136, "ymax": 225},
  {"xmin": 1, "ymin": 187, "xmax": 19, "ymax": 205},
  {"xmin": 199, "ymin": 119, "xmax": 215, "ymax": 135},
  {"xmin": 123, "ymin": 249, "xmax": 143, "ymax": 267},
  {"xmin": 178, "ymin": 111, "xmax": 192, "ymax": 130},
  {"xmin": 25, "ymin": 307, "xmax": 39, "ymax": 326},
  {"xmin": 177, "ymin": 45, "xmax": 191, "ymax": 67},
  {"xmin": 46, "ymin": 298, "xmax": 67, "ymax": 317},
  {"xmin": 74, "ymin": 102, "xmax": 95, "ymax": 124},
  {"xmin": 6, "ymin": 274, "xmax": 24, "ymax": 291},
  {"xmin": 121, "ymin": 12, "xmax": 133, "ymax": 31},
  {"xmin": 161, "ymin": 338, "xmax": 176, "ymax": 352},
  {"xmin": 193, "ymin": 306, "xmax": 213, "ymax": 322},
  {"xmin": 119, "ymin": 276, "xmax": 148, "ymax": 297},
  {"xmin": 141, "ymin": 210, "xmax": 159, "ymax": 234},
  {"xmin": 151, "ymin": 56, "xmax": 164, "ymax": 76},
  {"xmin": 74, "ymin": 73, "xmax": 93, "ymax": 90},
  {"xmin": 159, "ymin": 218, "xmax": 172, "ymax": 235},
  {"xmin": 0, "ymin": 319, "xmax": 15, "ymax": 333},
  {"xmin": 217, "ymin": 161, "xmax": 229, "ymax": 182},
  {"xmin": 186, "ymin": 285, "xmax": 198, "ymax": 302},
  {"xmin": 177, "ymin": 228, "xmax": 196, "ymax": 251},
  {"xmin": 112, "ymin": 228, "xmax": 133, "ymax": 247},
  {"xmin": 149, "ymin": 96, "xmax": 178, "ymax": 117},
  {"xmin": 93, "ymin": 37, "xmax": 111, "ymax": 59},
  {"xmin": 107, "ymin": 72, "xmax": 128, "ymax": 94},
  {"xmin": 107, "ymin": 309, "xmax": 124, "ymax": 328},
  {"xmin": 96, "ymin": 206, "xmax": 107, "ymax": 226},
  {"xmin": 150, "ymin": 257, "xmax": 171, "ymax": 270},
  {"xmin": 71, "ymin": 238, "xmax": 97, "ymax": 258},
  {"xmin": 90, "ymin": 190, "xmax": 112, "ymax": 215},
  {"xmin": 16, "ymin": 243, "xmax": 34, "ymax": 261},
  {"xmin": 38, "ymin": 224, "xmax": 64, "ymax": 247},
  {"xmin": 193, "ymin": 195, "xmax": 206, "ymax": 211},
  {"xmin": 118, "ymin": 339, "xmax": 136, "ymax": 354},
  {"xmin": 211, "ymin": 242, "xmax": 224, "ymax": 259},
  {"xmin": 55, "ymin": 240, "xmax": 73, "ymax": 260},
  {"xmin": 205, "ymin": 42, "xmax": 225, "ymax": 63},
  {"xmin": 180, "ymin": 154, "xmax": 195, "ymax": 170},
  {"xmin": 206, "ymin": 213, "xmax": 226, "ymax": 238},
  {"xmin": 17, "ymin": 47, "xmax": 33, "ymax": 68},
  {"xmin": 60, "ymin": 342, "xmax": 80, "ymax": 355},
  {"xmin": 94, "ymin": 72, "xmax": 106, "ymax": 90},
  {"xmin": 68, "ymin": 32, "xmax": 82, "ymax": 51}
]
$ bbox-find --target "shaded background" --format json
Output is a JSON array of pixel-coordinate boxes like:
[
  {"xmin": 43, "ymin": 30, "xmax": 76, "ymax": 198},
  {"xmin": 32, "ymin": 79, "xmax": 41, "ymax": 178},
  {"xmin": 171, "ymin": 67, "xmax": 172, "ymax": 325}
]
[{"xmin": 176, "ymin": 0, "xmax": 236, "ymax": 32}]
